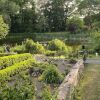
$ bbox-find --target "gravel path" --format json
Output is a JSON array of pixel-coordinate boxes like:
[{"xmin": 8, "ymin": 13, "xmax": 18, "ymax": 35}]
[{"xmin": 85, "ymin": 59, "xmax": 100, "ymax": 64}]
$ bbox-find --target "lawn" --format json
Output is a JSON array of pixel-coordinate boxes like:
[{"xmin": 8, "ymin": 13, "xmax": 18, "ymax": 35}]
[{"xmin": 73, "ymin": 64, "xmax": 100, "ymax": 100}]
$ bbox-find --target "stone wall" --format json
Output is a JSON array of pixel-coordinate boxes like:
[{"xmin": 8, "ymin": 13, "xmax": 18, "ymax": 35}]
[{"xmin": 58, "ymin": 60, "xmax": 84, "ymax": 100}]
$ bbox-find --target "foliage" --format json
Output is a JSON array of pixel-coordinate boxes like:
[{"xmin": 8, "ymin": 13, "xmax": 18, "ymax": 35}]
[
  {"xmin": 41, "ymin": 66, "xmax": 63, "ymax": 84},
  {"xmin": 0, "ymin": 46, "xmax": 4, "ymax": 53},
  {"xmin": 78, "ymin": 0, "xmax": 100, "ymax": 16},
  {"xmin": 45, "ymin": 50, "xmax": 56, "ymax": 56},
  {"xmin": 0, "ymin": 62, "xmax": 35, "ymax": 100},
  {"xmin": 11, "ymin": 45, "xmax": 25, "ymax": 53},
  {"xmin": 0, "ymin": 58, "xmax": 35, "ymax": 82},
  {"xmin": 0, "ymin": 77, "xmax": 35, "ymax": 100},
  {"xmin": 0, "ymin": 32, "xmax": 69, "ymax": 45},
  {"xmin": 67, "ymin": 17, "xmax": 84, "ymax": 33},
  {"xmin": 0, "ymin": 0, "xmax": 36, "ymax": 33},
  {"xmin": 41, "ymin": 85, "xmax": 58, "ymax": 100},
  {"xmin": 92, "ymin": 31, "xmax": 100, "ymax": 54},
  {"xmin": 69, "ymin": 58, "xmax": 77, "ymax": 64},
  {"xmin": 48, "ymin": 39, "xmax": 69, "ymax": 53},
  {"xmin": 0, "ymin": 53, "xmax": 16, "ymax": 57},
  {"xmin": 25, "ymin": 39, "xmax": 45, "ymax": 54},
  {"xmin": 41, "ymin": 85, "xmax": 52, "ymax": 100},
  {"xmin": 0, "ymin": 53, "xmax": 32, "ymax": 69},
  {"xmin": 0, "ymin": 15, "xmax": 9, "ymax": 39}
]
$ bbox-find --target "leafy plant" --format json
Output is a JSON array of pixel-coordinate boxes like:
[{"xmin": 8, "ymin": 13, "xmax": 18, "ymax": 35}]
[
  {"xmin": 25, "ymin": 39, "xmax": 45, "ymax": 54},
  {"xmin": 41, "ymin": 66, "xmax": 64, "ymax": 84},
  {"xmin": 0, "ymin": 53, "xmax": 32, "ymax": 69},
  {"xmin": 47, "ymin": 39, "xmax": 72, "ymax": 56},
  {"xmin": 0, "ymin": 15, "xmax": 9, "ymax": 39}
]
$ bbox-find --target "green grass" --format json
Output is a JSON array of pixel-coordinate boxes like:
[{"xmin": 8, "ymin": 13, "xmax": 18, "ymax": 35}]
[{"xmin": 74, "ymin": 64, "xmax": 100, "ymax": 100}]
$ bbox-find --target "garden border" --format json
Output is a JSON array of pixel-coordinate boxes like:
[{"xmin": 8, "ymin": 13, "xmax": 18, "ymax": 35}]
[{"xmin": 58, "ymin": 59, "xmax": 84, "ymax": 100}]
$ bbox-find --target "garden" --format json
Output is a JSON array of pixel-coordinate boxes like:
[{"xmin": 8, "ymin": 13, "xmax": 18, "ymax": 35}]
[
  {"xmin": 0, "ymin": 39, "xmax": 78, "ymax": 100},
  {"xmin": 0, "ymin": 0, "xmax": 100, "ymax": 100}
]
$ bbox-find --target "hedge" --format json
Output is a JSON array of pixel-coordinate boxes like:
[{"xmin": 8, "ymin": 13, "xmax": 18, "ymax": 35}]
[
  {"xmin": 0, "ymin": 53, "xmax": 16, "ymax": 57},
  {"xmin": 0, "ymin": 53, "xmax": 32, "ymax": 70},
  {"xmin": 0, "ymin": 32, "xmax": 68, "ymax": 44},
  {"xmin": 0, "ymin": 59, "xmax": 53, "ymax": 82},
  {"xmin": 0, "ymin": 59, "xmax": 35, "ymax": 82}
]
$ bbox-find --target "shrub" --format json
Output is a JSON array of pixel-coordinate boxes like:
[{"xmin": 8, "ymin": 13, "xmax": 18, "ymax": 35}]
[
  {"xmin": 0, "ymin": 46, "xmax": 4, "ymax": 53},
  {"xmin": 69, "ymin": 58, "xmax": 77, "ymax": 64},
  {"xmin": 45, "ymin": 50, "xmax": 56, "ymax": 56},
  {"xmin": 41, "ymin": 84, "xmax": 58, "ymax": 100},
  {"xmin": 41, "ymin": 66, "xmax": 64, "ymax": 84},
  {"xmin": 47, "ymin": 39, "xmax": 72, "ymax": 56},
  {"xmin": 48, "ymin": 39, "xmax": 66, "ymax": 51},
  {"xmin": 25, "ymin": 39, "xmax": 45, "ymax": 54},
  {"xmin": 11, "ymin": 45, "xmax": 25, "ymax": 53},
  {"xmin": 0, "ymin": 59, "xmax": 36, "ymax": 100},
  {"xmin": 0, "ymin": 53, "xmax": 32, "ymax": 69},
  {"xmin": 65, "ymin": 68, "xmax": 70, "ymax": 75},
  {"xmin": 66, "ymin": 17, "xmax": 84, "ymax": 33},
  {"xmin": 41, "ymin": 85, "xmax": 52, "ymax": 100},
  {"xmin": 0, "ymin": 53, "xmax": 16, "ymax": 57},
  {"xmin": 0, "ymin": 15, "xmax": 9, "ymax": 39},
  {"xmin": 0, "ymin": 58, "xmax": 35, "ymax": 82}
]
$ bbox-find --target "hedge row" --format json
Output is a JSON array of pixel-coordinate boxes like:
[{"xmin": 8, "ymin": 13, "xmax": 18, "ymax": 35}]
[
  {"xmin": 0, "ymin": 53, "xmax": 16, "ymax": 57},
  {"xmin": 0, "ymin": 59, "xmax": 35, "ymax": 82},
  {"xmin": 0, "ymin": 32, "xmax": 68, "ymax": 44},
  {"xmin": 0, "ymin": 53, "xmax": 32, "ymax": 70}
]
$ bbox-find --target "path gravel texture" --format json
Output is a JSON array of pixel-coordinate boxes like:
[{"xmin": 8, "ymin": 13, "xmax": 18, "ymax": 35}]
[{"xmin": 85, "ymin": 59, "xmax": 100, "ymax": 64}]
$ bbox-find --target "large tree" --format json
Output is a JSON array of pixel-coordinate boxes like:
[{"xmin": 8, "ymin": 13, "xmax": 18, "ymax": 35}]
[
  {"xmin": 78, "ymin": 0, "xmax": 100, "ymax": 29},
  {"xmin": 78, "ymin": 0, "xmax": 100, "ymax": 16},
  {"xmin": 40, "ymin": 0, "xmax": 79, "ymax": 32},
  {"xmin": 0, "ymin": 0, "xmax": 36, "ymax": 33},
  {"xmin": 0, "ymin": 15, "xmax": 9, "ymax": 39}
]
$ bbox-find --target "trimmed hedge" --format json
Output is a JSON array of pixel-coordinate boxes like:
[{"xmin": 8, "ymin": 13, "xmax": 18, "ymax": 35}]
[
  {"xmin": 0, "ymin": 59, "xmax": 35, "ymax": 82},
  {"xmin": 0, "ymin": 53, "xmax": 32, "ymax": 70},
  {"xmin": 0, "ymin": 53, "xmax": 16, "ymax": 57},
  {"xmin": 0, "ymin": 59, "xmax": 53, "ymax": 82}
]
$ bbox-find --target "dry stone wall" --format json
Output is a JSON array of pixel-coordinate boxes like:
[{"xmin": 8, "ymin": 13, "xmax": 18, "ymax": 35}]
[{"xmin": 58, "ymin": 60, "xmax": 84, "ymax": 100}]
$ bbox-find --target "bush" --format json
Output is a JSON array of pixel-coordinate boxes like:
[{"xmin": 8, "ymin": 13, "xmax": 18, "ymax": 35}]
[
  {"xmin": 47, "ymin": 39, "xmax": 71, "ymax": 55},
  {"xmin": 25, "ymin": 39, "xmax": 45, "ymax": 54},
  {"xmin": 0, "ymin": 58, "xmax": 35, "ymax": 82},
  {"xmin": 69, "ymin": 58, "xmax": 77, "ymax": 64},
  {"xmin": 0, "ymin": 15, "xmax": 9, "ymax": 39},
  {"xmin": 41, "ymin": 85, "xmax": 52, "ymax": 100},
  {"xmin": 41, "ymin": 84, "xmax": 58, "ymax": 100},
  {"xmin": 66, "ymin": 17, "xmax": 84, "ymax": 33},
  {"xmin": 0, "ymin": 53, "xmax": 32, "ymax": 70},
  {"xmin": 0, "ymin": 53, "xmax": 16, "ymax": 57},
  {"xmin": 0, "ymin": 59, "xmax": 36, "ymax": 100},
  {"xmin": 0, "ymin": 46, "xmax": 4, "ymax": 53},
  {"xmin": 11, "ymin": 45, "xmax": 25, "ymax": 53},
  {"xmin": 65, "ymin": 68, "xmax": 70, "ymax": 75},
  {"xmin": 41, "ymin": 66, "xmax": 64, "ymax": 84},
  {"xmin": 45, "ymin": 50, "xmax": 56, "ymax": 56}
]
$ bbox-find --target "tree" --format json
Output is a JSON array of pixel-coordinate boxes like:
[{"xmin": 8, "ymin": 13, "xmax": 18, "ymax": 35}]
[
  {"xmin": 0, "ymin": 0, "xmax": 20, "ymax": 27},
  {"xmin": 0, "ymin": 15, "xmax": 9, "ymax": 39},
  {"xmin": 41, "ymin": 0, "xmax": 79, "ymax": 32},
  {"xmin": 10, "ymin": 0, "xmax": 37, "ymax": 33},
  {"xmin": 84, "ymin": 13, "xmax": 100, "ymax": 31},
  {"xmin": 78, "ymin": 0, "xmax": 100, "ymax": 29},
  {"xmin": 0, "ymin": 0, "xmax": 36, "ymax": 33},
  {"xmin": 78, "ymin": 0, "xmax": 100, "ymax": 16},
  {"xmin": 67, "ymin": 17, "xmax": 84, "ymax": 33}
]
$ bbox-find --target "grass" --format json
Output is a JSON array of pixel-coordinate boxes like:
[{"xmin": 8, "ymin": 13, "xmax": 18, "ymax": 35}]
[{"xmin": 73, "ymin": 64, "xmax": 100, "ymax": 100}]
